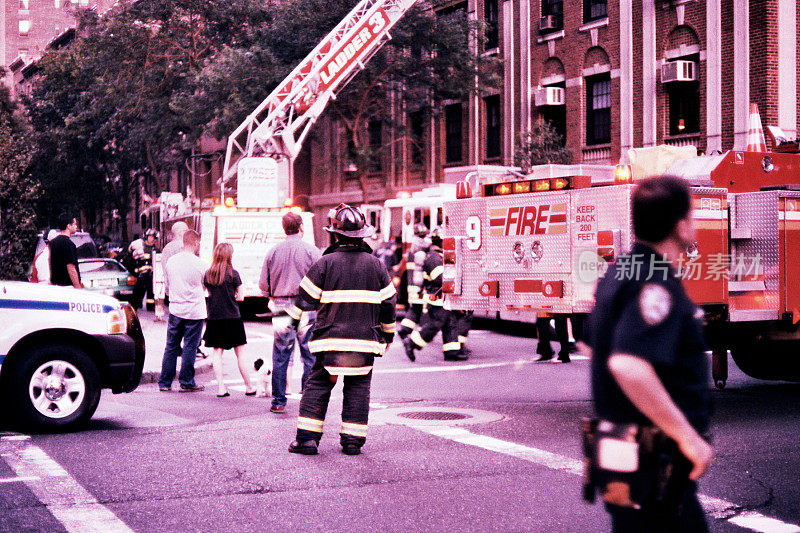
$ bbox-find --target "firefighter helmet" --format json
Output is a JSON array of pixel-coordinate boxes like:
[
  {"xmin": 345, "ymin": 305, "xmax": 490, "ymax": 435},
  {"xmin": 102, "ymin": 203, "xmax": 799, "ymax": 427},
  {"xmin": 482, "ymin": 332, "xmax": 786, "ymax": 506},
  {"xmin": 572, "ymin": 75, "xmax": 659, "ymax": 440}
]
[
  {"xmin": 145, "ymin": 228, "xmax": 159, "ymax": 240},
  {"xmin": 324, "ymin": 203, "xmax": 375, "ymax": 238},
  {"xmin": 413, "ymin": 223, "xmax": 428, "ymax": 237}
]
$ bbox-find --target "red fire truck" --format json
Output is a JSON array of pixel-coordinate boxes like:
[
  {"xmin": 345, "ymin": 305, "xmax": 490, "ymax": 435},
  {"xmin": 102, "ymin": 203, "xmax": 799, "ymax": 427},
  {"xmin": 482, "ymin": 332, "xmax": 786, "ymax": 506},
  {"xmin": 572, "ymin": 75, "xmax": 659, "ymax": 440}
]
[{"xmin": 441, "ymin": 148, "xmax": 800, "ymax": 388}]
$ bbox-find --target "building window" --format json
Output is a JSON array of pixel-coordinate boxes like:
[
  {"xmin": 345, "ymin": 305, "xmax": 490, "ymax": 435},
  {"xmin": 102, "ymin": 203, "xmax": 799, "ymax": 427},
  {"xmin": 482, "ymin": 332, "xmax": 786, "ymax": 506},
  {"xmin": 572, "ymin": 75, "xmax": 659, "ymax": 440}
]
[
  {"xmin": 542, "ymin": 0, "xmax": 563, "ymax": 16},
  {"xmin": 485, "ymin": 95, "xmax": 501, "ymax": 159},
  {"xmin": 586, "ymin": 75, "xmax": 611, "ymax": 145},
  {"xmin": 368, "ymin": 120, "xmax": 382, "ymax": 171},
  {"xmin": 484, "ymin": 0, "xmax": 499, "ymax": 50},
  {"xmin": 583, "ymin": 0, "xmax": 607, "ymax": 22},
  {"xmin": 19, "ymin": 0, "xmax": 29, "ymax": 9},
  {"xmin": 409, "ymin": 111, "xmax": 425, "ymax": 167},
  {"xmin": 668, "ymin": 84, "xmax": 700, "ymax": 136},
  {"xmin": 445, "ymin": 104, "xmax": 463, "ymax": 163},
  {"xmin": 19, "ymin": 20, "xmax": 31, "ymax": 36},
  {"xmin": 539, "ymin": 84, "xmax": 567, "ymax": 143}
]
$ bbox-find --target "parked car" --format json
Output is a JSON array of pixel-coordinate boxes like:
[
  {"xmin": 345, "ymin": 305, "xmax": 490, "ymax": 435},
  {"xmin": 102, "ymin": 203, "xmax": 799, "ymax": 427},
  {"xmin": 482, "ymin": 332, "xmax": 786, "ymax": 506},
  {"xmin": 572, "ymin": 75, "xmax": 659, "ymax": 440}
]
[
  {"xmin": 34, "ymin": 231, "xmax": 98, "ymax": 259},
  {"xmin": 78, "ymin": 258, "xmax": 136, "ymax": 303}
]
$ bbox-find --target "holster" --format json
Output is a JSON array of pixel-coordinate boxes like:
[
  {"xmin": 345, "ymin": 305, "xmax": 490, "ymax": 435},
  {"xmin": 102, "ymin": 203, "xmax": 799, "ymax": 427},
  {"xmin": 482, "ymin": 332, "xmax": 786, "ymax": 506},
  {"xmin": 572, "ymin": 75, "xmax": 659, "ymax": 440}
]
[{"xmin": 581, "ymin": 418, "xmax": 692, "ymax": 510}]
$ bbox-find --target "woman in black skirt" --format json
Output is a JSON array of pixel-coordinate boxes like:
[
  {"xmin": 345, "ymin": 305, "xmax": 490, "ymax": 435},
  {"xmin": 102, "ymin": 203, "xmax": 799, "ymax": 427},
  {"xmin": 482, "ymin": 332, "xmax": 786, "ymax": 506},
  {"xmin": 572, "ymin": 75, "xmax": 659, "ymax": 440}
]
[{"xmin": 203, "ymin": 243, "xmax": 254, "ymax": 397}]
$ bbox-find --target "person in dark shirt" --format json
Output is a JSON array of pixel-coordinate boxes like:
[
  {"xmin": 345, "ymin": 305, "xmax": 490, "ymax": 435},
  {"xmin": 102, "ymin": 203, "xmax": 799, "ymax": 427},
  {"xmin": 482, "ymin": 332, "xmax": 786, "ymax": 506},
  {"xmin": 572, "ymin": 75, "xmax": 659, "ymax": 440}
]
[
  {"xmin": 49, "ymin": 213, "xmax": 82, "ymax": 288},
  {"xmin": 203, "ymin": 242, "xmax": 253, "ymax": 397},
  {"xmin": 585, "ymin": 176, "xmax": 713, "ymax": 532}
]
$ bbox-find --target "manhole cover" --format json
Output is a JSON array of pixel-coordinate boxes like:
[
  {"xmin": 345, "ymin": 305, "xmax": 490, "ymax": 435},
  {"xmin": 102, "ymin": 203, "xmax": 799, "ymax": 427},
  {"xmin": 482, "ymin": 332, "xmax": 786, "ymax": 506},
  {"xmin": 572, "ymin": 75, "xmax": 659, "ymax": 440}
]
[{"xmin": 398, "ymin": 411, "xmax": 470, "ymax": 421}]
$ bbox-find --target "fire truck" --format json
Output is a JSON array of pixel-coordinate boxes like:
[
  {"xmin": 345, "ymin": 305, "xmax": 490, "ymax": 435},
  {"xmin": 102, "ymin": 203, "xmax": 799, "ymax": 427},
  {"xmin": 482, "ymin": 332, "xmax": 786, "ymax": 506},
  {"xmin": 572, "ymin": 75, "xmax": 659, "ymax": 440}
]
[{"xmin": 441, "ymin": 146, "xmax": 800, "ymax": 388}]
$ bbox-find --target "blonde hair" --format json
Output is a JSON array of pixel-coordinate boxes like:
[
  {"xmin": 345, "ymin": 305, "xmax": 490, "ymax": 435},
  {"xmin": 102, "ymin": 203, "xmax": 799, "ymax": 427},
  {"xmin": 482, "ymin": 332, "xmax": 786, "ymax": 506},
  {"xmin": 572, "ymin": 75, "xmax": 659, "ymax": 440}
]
[{"xmin": 206, "ymin": 242, "xmax": 234, "ymax": 286}]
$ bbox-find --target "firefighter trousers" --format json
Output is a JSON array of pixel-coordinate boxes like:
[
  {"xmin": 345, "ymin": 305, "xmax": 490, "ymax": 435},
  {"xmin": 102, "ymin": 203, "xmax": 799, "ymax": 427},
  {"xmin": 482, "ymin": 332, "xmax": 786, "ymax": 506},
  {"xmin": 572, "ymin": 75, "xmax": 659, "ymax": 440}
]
[
  {"xmin": 133, "ymin": 271, "xmax": 155, "ymax": 311},
  {"xmin": 410, "ymin": 305, "xmax": 460, "ymax": 358},
  {"xmin": 398, "ymin": 303, "xmax": 424, "ymax": 339},
  {"xmin": 296, "ymin": 355, "xmax": 372, "ymax": 447},
  {"xmin": 455, "ymin": 310, "xmax": 473, "ymax": 346}
]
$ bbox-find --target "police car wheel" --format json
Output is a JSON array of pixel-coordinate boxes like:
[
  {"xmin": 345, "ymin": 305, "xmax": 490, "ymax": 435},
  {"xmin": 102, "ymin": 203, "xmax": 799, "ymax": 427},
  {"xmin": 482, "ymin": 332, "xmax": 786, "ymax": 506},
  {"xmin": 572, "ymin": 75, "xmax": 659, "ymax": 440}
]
[{"xmin": 10, "ymin": 344, "xmax": 101, "ymax": 431}]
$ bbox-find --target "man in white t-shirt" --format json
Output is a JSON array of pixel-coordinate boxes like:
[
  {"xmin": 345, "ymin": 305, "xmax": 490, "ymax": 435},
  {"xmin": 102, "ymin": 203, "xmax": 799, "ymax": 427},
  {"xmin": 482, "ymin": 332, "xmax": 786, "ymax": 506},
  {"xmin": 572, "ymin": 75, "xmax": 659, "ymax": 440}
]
[
  {"xmin": 31, "ymin": 230, "xmax": 60, "ymax": 283},
  {"xmin": 157, "ymin": 230, "xmax": 208, "ymax": 392}
]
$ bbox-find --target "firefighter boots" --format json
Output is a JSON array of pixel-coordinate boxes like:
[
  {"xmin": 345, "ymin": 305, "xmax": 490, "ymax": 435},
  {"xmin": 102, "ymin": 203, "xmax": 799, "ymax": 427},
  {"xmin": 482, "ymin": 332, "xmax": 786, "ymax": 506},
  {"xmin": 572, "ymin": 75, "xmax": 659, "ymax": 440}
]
[
  {"xmin": 342, "ymin": 443, "xmax": 362, "ymax": 455},
  {"xmin": 288, "ymin": 440, "xmax": 319, "ymax": 455},
  {"xmin": 402, "ymin": 337, "xmax": 417, "ymax": 362}
]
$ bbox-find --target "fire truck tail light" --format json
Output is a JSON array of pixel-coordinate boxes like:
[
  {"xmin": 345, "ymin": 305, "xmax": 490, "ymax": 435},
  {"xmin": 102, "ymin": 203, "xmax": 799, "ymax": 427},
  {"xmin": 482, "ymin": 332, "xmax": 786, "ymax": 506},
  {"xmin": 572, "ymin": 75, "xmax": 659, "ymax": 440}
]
[
  {"xmin": 442, "ymin": 280, "xmax": 456, "ymax": 293},
  {"xmin": 597, "ymin": 230, "xmax": 614, "ymax": 246},
  {"xmin": 513, "ymin": 181, "xmax": 531, "ymax": 194},
  {"xmin": 479, "ymin": 281, "xmax": 499, "ymax": 297},
  {"xmin": 443, "ymin": 237, "xmax": 456, "ymax": 251},
  {"xmin": 443, "ymin": 251, "xmax": 456, "ymax": 264},
  {"xmin": 614, "ymin": 164, "xmax": 633, "ymax": 183},
  {"xmin": 496, "ymin": 184, "xmax": 512, "ymax": 195},
  {"xmin": 597, "ymin": 247, "xmax": 615, "ymax": 262},
  {"xmin": 534, "ymin": 180, "xmax": 551, "ymax": 192},
  {"xmin": 543, "ymin": 281, "xmax": 563, "ymax": 298}
]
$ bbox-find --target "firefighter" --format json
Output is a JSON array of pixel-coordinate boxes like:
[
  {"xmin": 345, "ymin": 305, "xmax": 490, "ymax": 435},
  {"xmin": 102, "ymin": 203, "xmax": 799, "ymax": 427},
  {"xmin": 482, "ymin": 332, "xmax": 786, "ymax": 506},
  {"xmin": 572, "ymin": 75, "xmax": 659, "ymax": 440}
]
[
  {"xmin": 288, "ymin": 204, "xmax": 396, "ymax": 456},
  {"xmin": 455, "ymin": 310, "xmax": 474, "ymax": 356},
  {"xmin": 132, "ymin": 229, "xmax": 160, "ymax": 311},
  {"xmin": 402, "ymin": 228, "xmax": 467, "ymax": 362},
  {"xmin": 396, "ymin": 225, "xmax": 430, "ymax": 359}
]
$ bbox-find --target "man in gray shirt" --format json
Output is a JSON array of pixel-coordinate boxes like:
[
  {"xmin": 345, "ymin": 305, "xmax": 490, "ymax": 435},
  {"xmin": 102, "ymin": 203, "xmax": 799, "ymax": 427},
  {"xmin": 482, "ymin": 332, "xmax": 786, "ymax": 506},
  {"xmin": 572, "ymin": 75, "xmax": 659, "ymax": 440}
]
[{"xmin": 259, "ymin": 212, "xmax": 321, "ymax": 413}]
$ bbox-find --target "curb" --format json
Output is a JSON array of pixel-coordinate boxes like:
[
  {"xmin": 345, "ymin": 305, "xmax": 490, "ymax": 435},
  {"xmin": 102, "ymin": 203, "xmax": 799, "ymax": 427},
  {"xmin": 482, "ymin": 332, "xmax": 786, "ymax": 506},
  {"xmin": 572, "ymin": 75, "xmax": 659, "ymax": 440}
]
[{"xmin": 139, "ymin": 358, "xmax": 215, "ymax": 385}]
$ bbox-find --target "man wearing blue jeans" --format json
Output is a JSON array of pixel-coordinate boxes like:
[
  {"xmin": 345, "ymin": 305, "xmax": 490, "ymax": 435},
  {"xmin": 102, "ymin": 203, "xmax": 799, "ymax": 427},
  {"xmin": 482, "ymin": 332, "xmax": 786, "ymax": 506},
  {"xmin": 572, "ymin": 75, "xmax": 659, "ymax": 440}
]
[
  {"xmin": 270, "ymin": 299, "xmax": 316, "ymax": 408},
  {"xmin": 259, "ymin": 212, "xmax": 321, "ymax": 413},
  {"xmin": 158, "ymin": 230, "xmax": 208, "ymax": 392}
]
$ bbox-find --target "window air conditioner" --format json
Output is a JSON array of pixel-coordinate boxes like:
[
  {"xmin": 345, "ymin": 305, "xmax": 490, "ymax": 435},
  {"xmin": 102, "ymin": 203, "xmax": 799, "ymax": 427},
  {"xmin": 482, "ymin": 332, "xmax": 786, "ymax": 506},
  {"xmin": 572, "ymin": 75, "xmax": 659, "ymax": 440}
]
[
  {"xmin": 661, "ymin": 60, "xmax": 697, "ymax": 83},
  {"xmin": 539, "ymin": 15, "xmax": 561, "ymax": 32},
  {"xmin": 534, "ymin": 86, "xmax": 565, "ymax": 107}
]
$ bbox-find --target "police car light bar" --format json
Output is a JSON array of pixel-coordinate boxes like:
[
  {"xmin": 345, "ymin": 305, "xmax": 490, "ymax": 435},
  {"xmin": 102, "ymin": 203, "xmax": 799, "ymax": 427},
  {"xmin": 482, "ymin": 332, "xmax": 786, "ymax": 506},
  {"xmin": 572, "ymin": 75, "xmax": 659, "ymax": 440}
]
[{"xmin": 483, "ymin": 176, "xmax": 591, "ymax": 197}]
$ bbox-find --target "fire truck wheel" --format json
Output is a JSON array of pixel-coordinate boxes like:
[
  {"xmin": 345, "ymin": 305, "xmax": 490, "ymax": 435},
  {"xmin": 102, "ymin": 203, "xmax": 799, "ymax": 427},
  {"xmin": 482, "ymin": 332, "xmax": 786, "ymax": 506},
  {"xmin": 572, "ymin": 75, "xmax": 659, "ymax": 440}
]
[{"xmin": 7, "ymin": 344, "xmax": 101, "ymax": 432}]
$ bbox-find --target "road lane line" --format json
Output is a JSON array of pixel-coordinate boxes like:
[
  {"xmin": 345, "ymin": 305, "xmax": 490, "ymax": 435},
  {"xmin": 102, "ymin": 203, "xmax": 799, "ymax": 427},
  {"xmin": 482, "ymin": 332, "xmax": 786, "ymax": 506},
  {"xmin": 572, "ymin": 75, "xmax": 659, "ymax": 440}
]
[
  {"xmin": 375, "ymin": 360, "xmax": 533, "ymax": 374},
  {"xmin": 0, "ymin": 476, "xmax": 39, "ymax": 483},
  {"xmin": 2, "ymin": 443, "xmax": 133, "ymax": 533},
  {"xmin": 416, "ymin": 425, "xmax": 800, "ymax": 533}
]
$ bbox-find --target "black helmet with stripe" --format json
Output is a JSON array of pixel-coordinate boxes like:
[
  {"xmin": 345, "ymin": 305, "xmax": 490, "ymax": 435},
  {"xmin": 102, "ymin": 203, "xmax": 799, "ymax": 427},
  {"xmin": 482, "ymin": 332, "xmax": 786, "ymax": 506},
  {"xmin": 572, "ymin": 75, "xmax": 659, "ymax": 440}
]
[{"xmin": 324, "ymin": 203, "xmax": 375, "ymax": 238}]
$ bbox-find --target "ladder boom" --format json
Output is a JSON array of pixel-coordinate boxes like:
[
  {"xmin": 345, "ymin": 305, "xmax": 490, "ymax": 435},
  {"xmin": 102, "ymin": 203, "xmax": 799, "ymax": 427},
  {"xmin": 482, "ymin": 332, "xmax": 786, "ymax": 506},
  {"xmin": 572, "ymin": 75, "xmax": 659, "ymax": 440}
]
[{"xmin": 221, "ymin": 0, "xmax": 419, "ymax": 187}]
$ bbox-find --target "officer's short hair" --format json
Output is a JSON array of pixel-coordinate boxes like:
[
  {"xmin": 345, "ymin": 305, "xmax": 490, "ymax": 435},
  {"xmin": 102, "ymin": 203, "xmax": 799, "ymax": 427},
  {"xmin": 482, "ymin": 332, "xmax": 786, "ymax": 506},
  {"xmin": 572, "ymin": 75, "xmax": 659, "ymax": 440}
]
[
  {"xmin": 56, "ymin": 212, "xmax": 76, "ymax": 230},
  {"xmin": 282, "ymin": 212, "xmax": 302, "ymax": 235},
  {"xmin": 632, "ymin": 176, "xmax": 692, "ymax": 243}
]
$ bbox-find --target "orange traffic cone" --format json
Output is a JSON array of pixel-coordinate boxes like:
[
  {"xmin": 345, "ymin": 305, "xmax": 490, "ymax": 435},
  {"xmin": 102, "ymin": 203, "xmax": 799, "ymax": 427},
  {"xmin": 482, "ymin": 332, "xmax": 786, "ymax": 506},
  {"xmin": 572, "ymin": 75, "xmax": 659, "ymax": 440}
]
[{"xmin": 746, "ymin": 102, "xmax": 767, "ymax": 152}]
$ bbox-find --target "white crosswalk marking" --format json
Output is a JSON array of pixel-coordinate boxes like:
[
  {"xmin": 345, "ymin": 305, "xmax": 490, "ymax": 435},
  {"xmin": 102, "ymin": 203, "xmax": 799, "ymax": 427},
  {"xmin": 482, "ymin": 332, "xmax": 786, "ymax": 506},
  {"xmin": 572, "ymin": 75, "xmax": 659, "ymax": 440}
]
[
  {"xmin": 413, "ymin": 425, "xmax": 800, "ymax": 533},
  {"xmin": 1, "ymin": 440, "xmax": 133, "ymax": 533}
]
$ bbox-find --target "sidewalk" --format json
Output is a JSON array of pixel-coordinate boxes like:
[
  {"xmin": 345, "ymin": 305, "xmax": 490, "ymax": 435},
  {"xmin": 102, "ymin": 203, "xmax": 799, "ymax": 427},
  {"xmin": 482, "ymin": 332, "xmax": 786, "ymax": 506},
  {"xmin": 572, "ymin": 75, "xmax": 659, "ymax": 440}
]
[{"xmin": 135, "ymin": 310, "xmax": 283, "ymax": 387}]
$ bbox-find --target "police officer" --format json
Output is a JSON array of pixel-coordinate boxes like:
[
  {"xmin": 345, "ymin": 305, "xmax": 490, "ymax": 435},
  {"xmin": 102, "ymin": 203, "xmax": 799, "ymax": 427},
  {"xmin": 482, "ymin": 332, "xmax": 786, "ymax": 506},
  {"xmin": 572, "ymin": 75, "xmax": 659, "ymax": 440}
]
[
  {"xmin": 585, "ymin": 176, "xmax": 713, "ymax": 531},
  {"xmin": 402, "ymin": 228, "xmax": 466, "ymax": 362},
  {"xmin": 396, "ymin": 225, "xmax": 430, "ymax": 360},
  {"xmin": 288, "ymin": 204, "xmax": 396, "ymax": 456},
  {"xmin": 133, "ymin": 229, "xmax": 160, "ymax": 311}
]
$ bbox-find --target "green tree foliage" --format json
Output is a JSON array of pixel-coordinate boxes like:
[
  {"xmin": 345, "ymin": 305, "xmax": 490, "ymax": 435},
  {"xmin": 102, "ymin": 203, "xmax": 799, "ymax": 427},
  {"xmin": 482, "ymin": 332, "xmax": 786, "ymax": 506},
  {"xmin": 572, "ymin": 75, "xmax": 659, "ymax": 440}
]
[
  {"xmin": 514, "ymin": 120, "xmax": 572, "ymax": 173},
  {"xmin": 0, "ymin": 79, "xmax": 39, "ymax": 280},
  {"xmin": 26, "ymin": 0, "xmax": 500, "ymax": 229}
]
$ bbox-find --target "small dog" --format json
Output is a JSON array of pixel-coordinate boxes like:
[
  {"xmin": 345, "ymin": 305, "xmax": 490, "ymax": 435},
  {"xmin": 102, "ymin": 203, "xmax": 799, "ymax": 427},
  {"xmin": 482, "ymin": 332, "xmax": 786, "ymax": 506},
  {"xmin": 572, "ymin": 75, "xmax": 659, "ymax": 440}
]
[{"xmin": 253, "ymin": 358, "xmax": 273, "ymax": 398}]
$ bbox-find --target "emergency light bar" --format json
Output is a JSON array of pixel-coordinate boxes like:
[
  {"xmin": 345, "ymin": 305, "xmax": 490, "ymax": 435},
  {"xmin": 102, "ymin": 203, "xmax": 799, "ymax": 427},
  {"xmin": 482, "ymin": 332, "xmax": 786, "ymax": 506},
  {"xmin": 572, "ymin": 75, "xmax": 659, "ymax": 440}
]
[{"xmin": 483, "ymin": 175, "xmax": 591, "ymax": 197}]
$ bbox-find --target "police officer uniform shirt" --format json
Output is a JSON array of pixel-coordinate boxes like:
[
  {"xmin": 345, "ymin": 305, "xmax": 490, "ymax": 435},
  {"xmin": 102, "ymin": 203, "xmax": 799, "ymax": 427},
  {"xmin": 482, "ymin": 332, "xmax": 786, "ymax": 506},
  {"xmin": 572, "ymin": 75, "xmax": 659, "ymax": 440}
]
[{"xmin": 587, "ymin": 242, "xmax": 711, "ymax": 435}]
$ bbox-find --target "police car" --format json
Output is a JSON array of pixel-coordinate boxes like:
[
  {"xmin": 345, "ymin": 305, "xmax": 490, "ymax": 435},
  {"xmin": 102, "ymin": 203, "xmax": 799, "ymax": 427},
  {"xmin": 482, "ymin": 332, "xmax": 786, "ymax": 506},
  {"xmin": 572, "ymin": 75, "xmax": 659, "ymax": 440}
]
[{"xmin": 0, "ymin": 281, "xmax": 145, "ymax": 431}]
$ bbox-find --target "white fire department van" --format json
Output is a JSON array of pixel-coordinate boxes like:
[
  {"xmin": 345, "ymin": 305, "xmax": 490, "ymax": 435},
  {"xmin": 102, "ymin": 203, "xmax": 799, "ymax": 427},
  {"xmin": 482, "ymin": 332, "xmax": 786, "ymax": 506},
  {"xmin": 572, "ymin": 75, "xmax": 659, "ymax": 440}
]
[
  {"xmin": 163, "ymin": 206, "xmax": 315, "ymax": 309},
  {"xmin": 0, "ymin": 282, "xmax": 145, "ymax": 430},
  {"xmin": 442, "ymin": 147, "xmax": 800, "ymax": 388}
]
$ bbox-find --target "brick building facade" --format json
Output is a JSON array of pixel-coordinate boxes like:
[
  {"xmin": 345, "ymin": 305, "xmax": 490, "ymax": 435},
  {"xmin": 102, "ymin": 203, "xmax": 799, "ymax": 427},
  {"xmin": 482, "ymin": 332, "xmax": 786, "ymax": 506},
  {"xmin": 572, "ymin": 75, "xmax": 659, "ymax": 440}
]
[{"xmin": 300, "ymin": 0, "xmax": 799, "ymax": 238}]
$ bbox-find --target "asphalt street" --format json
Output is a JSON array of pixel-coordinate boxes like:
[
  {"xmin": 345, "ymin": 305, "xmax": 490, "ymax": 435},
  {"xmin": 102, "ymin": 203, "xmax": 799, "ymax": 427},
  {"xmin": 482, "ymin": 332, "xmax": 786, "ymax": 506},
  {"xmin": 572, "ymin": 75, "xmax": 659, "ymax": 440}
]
[{"xmin": 1, "ymin": 315, "xmax": 799, "ymax": 532}]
